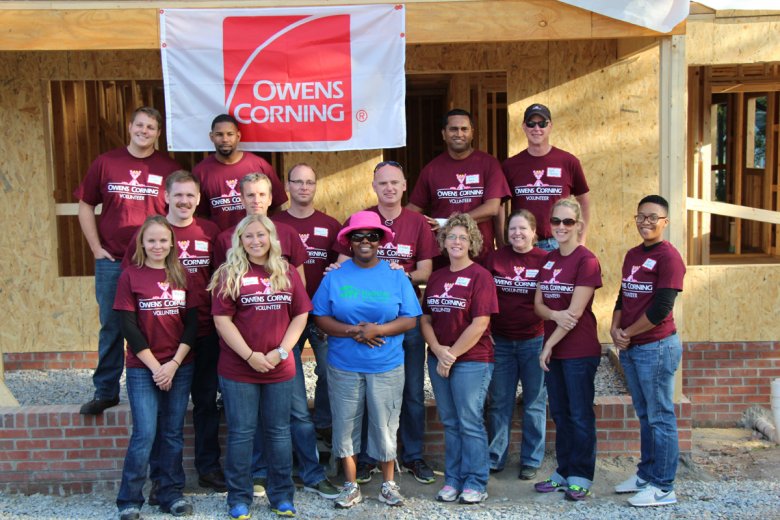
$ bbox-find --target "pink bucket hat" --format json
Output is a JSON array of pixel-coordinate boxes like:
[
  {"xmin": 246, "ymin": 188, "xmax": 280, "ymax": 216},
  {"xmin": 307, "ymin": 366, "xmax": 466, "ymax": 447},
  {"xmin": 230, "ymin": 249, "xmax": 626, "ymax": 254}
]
[{"xmin": 336, "ymin": 211, "xmax": 395, "ymax": 247}]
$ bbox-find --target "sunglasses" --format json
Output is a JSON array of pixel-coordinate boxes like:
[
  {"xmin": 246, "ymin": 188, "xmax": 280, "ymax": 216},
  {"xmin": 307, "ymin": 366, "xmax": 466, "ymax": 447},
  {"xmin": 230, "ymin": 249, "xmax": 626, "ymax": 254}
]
[
  {"xmin": 525, "ymin": 121, "xmax": 550, "ymax": 128},
  {"xmin": 550, "ymin": 217, "xmax": 577, "ymax": 227},
  {"xmin": 349, "ymin": 232, "xmax": 383, "ymax": 243},
  {"xmin": 373, "ymin": 161, "xmax": 404, "ymax": 174}
]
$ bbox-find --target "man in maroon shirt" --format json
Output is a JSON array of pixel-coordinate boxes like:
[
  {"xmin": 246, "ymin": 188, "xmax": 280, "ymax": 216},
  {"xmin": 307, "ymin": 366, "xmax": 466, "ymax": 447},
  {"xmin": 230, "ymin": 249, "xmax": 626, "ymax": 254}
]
[
  {"xmin": 193, "ymin": 114, "xmax": 287, "ymax": 231},
  {"xmin": 407, "ymin": 109, "xmax": 510, "ymax": 265},
  {"xmin": 498, "ymin": 104, "xmax": 590, "ymax": 252},
  {"xmin": 74, "ymin": 107, "xmax": 181, "ymax": 415}
]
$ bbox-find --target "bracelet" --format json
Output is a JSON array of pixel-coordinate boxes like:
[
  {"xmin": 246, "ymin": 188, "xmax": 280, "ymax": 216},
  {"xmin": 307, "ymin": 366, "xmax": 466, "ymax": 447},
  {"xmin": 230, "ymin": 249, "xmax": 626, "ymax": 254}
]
[
  {"xmin": 245, "ymin": 351, "xmax": 254, "ymax": 362},
  {"xmin": 171, "ymin": 359, "xmax": 180, "ymax": 367}
]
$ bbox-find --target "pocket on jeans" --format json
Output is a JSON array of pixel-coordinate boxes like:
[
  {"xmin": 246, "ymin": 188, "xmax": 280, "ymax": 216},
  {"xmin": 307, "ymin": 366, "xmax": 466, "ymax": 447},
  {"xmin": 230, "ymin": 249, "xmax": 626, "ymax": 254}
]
[{"xmin": 634, "ymin": 340, "xmax": 661, "ymax": 352}]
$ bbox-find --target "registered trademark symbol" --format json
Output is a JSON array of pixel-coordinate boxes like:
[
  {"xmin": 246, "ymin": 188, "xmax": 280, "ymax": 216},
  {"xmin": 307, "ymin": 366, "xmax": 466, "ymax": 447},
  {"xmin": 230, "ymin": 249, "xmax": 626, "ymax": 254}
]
[{"xmin": 356, "ymin": 110, "xmax": 368, "ymax": 122}]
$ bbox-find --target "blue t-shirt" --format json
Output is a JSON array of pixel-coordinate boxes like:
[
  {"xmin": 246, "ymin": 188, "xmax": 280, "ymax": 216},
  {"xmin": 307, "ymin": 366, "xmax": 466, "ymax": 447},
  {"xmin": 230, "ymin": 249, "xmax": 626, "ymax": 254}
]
[{"xmin": 312, "ymin": 260, "xmax": 422, "ymax": 373}]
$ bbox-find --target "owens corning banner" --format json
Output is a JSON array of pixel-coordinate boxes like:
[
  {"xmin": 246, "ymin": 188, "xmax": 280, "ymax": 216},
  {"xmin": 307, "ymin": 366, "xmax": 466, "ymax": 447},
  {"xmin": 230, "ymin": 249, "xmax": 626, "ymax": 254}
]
[{"xmin": 160, "ymin": 5, "xmax": 406, "ymax": 152}]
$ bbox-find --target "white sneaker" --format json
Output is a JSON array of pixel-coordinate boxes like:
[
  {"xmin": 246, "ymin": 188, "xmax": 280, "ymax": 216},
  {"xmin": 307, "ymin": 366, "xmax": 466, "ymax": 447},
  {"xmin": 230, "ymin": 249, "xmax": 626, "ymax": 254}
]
[
  {"xmin": 435, "ymin": 485, "xmax": 459, "ymax": 502},
  {"xmin": 628, "ymin": 485, "xmax": 677, "ymax": 507},
  {"xmin": 614, "ymin": 474, "xmax": 648, "ymax": 494},
  {"xmin": 459, "ymin": 489, "xmax": 488, "ymax": 504}
]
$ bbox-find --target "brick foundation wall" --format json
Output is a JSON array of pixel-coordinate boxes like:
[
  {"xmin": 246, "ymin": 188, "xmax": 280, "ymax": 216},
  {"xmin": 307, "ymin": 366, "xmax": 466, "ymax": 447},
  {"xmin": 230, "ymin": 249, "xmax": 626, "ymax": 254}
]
[
  {"xmin": 3, "ymin": 353, "xmax": 99, "ymax": 371},
  {"xmin": 682, "ymin": 342, "xmax": 779, "ymax": 427}
]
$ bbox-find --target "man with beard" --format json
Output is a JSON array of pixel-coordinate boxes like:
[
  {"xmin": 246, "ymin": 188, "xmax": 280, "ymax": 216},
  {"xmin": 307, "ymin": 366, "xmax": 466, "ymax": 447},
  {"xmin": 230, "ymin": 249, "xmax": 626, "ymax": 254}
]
[
  {"xmin": 193, "ymin": 114, "xmax": 287, "ymax": 231},
  {"xmin": 121, "ymin": 170, "xmax": 226, "ymax": 496}
]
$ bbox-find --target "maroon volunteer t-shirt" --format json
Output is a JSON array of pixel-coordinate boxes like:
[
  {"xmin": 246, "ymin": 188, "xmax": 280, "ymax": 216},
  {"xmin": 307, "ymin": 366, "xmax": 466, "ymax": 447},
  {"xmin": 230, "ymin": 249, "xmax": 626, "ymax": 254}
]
[
  {"xmin": 409, "ymin": 150, "xmax": 510, "ymax": 260},
  {"xmin": 121, "ymin": 217, "xmax": 221, "ymax": 338},
  {"xmin": 271, "ymin": 210, "xmax": 342, "ymax": 300},
  {"xmin": 422, "ymin": 263, "xmax": 499, "ymax": 363},
  {"xmin": 503, "ymin": 147, "xmax": 589, "ymax": 240},
  {"xmin": 619, "ymin": 241, "xmax": 685, "ymax": 346},
  {"xmin": 193, "ymin": 153, "xmax": 287, "ymax": 231},
  {"xmin": 484, "ymin": 245, "xmax": 547, "ymax": 340},
  {"xmin": 73, "ymin": 148, "xmax": 181, "ymax": 259},
  {"xmin": 213, "ymin": 220, "xmax": 307, "ymax": 269},
  {"xmin": 538, "ymin": 246, "xmax": 602, "ymax": 359},
  {"xmin": 212, "ymin": 264, "xmax": 312, "ymax": 384},
  {"xmin": 114, "ymin": 265, "xmax": 198, "ymax": 369}
]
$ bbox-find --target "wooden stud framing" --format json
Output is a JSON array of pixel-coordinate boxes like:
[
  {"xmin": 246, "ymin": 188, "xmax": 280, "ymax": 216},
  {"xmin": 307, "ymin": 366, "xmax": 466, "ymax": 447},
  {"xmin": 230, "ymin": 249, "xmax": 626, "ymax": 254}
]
[
  {"xmin": 701, "ymin": 70, "xmax": 712, "ymax": 265},
  {"xmin": 734, "ymin": 92, "xmax": 744, "ymax": 254}
]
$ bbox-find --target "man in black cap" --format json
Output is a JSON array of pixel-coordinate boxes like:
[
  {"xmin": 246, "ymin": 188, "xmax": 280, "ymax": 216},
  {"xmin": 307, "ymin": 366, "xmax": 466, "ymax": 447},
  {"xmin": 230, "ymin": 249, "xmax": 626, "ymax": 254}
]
[{"xmin": 498, "ymin": 103, "xmax": 590, "ymax": 252}]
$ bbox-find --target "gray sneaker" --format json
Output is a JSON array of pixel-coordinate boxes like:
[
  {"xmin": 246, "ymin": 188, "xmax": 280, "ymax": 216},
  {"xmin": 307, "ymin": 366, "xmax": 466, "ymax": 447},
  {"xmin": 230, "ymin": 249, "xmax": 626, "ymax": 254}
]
[
  {"xmin": 304, "ymin": 479, "xmax": 340, "ymax": 499},
  {"xmin": 334, "ymin": 482, "xmax": 362, "ymax": 509},
  {"xmin": 379, "ymin": 481, "xmax": 405, "ymax": 507}
]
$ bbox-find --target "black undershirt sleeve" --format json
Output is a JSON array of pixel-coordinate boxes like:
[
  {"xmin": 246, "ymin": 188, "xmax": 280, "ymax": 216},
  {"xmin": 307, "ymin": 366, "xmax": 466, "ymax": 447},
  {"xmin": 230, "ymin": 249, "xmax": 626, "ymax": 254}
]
[
  {"xmin": 614, "ymin": 288, "xmax": 623, "ymax": 311},
  {"xmin": 120, "ymin": 311, "xmax": 151, "ymax": 356},
  {"xmin": 180, "ymin": 307, "xmax": 199, "ymax": 349},
  {"xmin": 645, "ymin": 288, "xmax": 679, "ymax": 325}
]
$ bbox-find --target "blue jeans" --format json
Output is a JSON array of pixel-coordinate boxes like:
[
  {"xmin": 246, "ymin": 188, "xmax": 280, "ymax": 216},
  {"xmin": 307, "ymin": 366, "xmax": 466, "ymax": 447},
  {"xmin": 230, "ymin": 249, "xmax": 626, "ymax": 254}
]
[
  {"xmin": 620, "ymin": 333, "xmax": 682, "ymax": 492},
  {"xmin": 222, "ymin": 376, "xmax": 295, "ymax": 510},
  {"xmin": 545, "ymin": 356, "xmax": 600, "ymax": 490},
  {"xmin": 251, "ymin": 345, "xmax": 325, "ymax": 487},
  {"xmin": 428, "ymin": 358, "xmax": 493, "ymax": 493},
  {"xmin": 535, "ymin": 238, "xmax": 560, "ymax": 253},
  {"xmin": 150, "ymin": 333, "xmax": 222, "ymax": 484},
  {"xmin": 93, "ymin": 258, "xmax": 125, "ymax": 400},
  {"xmin": 487, "ymin": 334, "xmax": 546, "ymax": 470},
  {"xmin": 298, "ymin": 320, "xmax": 331, "ymax": 428},
  {"xmin": 116, "ymin": 363, "xmax": 194, "ymax": 512},
  {"xmin": 357, "ymin": 318, "xmax": 426, "ymax": 465}
]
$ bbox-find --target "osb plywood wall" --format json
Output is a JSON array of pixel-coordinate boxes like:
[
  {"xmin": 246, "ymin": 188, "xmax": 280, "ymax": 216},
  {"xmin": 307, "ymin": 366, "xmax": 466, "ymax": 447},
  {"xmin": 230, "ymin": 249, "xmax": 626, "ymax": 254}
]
[{"xmin": 687, "ymin": 17, "xmax": 780, "ymax": 65}]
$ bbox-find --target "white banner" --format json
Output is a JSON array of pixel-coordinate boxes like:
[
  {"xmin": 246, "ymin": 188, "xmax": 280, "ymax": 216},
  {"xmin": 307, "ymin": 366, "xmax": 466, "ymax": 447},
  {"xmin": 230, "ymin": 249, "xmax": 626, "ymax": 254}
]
[
  {"xmin": 559, "ymin": 0, "xmax": 690, "ymax": 34},
  {"xmin": 160, "ymin": 5, "xmax": 406, "ymax": 152}
]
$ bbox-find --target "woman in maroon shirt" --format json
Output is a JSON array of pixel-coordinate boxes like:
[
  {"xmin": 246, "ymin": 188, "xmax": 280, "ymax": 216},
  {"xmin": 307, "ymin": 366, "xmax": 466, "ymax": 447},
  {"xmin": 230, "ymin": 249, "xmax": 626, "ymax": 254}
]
[
  {"xmin": 208, "ymin": 214, "xmax": 311, "ymax": 519},
  {"xmin": 533, "ymin": 197, "xmax": 602, "ymax": 501},
  {"xmin": 484, "ymin": 209, "xmax": 548, "ymax": 480},
  {"xmin": 114, "ymin": 215, "xmax": 199, "ymax": 520}
]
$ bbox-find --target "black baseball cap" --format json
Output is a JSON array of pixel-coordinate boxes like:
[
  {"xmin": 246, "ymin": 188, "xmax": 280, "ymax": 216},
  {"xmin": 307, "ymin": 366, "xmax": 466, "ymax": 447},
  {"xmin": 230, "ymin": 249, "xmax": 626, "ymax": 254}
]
[{"xmin": 524, "ymin": 103, "xmax": 552, "ymax": 123}]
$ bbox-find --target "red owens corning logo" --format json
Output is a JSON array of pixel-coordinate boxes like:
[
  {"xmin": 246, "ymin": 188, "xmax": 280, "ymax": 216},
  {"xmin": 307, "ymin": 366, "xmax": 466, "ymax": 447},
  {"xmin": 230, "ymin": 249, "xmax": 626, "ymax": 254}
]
[{"xmin": 223, "ymin": 15, "xmax": 353, "ymax": 143}]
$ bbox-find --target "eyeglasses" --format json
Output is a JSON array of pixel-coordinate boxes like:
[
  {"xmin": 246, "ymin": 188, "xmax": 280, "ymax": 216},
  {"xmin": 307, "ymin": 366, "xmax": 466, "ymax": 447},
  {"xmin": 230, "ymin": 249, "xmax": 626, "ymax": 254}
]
[
  {"xmin": 289, "ymin": 179, "xmax": 316, "ymax": 187},
  {"xmin": 525, "ymin": 121, "xmax": 550, "ymax": 128},
  {"xmin": 634, "ymin": 214, "xmax": 668, "ymax": 224},
  {"xmin": 550, "ymin": 217, "xmax": 577, "ymax": 227},
  {"xmin": 373, "ymin": 161, "xmax": 404, "ymax": 174},
  {"xmin": 349, "ymin": 232, "xmax": 383, "ymax": 243},
  {"xmin": 445, "ymin": 234, "xmax": 470, "ymax": 242}
]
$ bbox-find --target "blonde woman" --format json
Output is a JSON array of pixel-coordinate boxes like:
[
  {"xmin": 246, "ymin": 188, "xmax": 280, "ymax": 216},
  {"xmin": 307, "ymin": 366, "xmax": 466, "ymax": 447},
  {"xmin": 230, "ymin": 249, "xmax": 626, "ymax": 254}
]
[
  {"xmin": 209, "ymin": 214, "xmax": 311, "ymax": 519},
  {"xmin": 114, "ymin": 215, "xmax": 198, "ymax": 520}
]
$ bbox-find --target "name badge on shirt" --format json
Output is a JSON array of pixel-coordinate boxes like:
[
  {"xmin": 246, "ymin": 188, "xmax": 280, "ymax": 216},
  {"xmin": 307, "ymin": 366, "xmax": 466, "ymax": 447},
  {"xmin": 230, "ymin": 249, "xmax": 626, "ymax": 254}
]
[
  {"xmin": 455, "ymin": 277, "xmax": 471, "ymax": 287},
  {"xmin": 465, "ymin": 174, "xmax": 480, "ymax": 184},
  {"xmin": 547, "ymin": 168, "xmax": 562, "ymax": 178},
  {"xmin": 147, "ymin": 174, "xmax": 163, "ymax": 185},
  {"xmin": 172, "ymin": 290, "xmax": 186, "ymax": 301},
  {"xmin": 397, "ymin": 244, "xmax": 411, "ymax": 255},
  {"xmin": 525, "ymin": 269, "xmax": 539, "ymax": 278},
  {"xmin": 242, "ymin": 277, "xmax": 259, "ymax": 286},
  {"xmin": 642, "ymin": 259, "xmax": 657, "ymax": 270},
  {"xmin": 543, "ymin": 261, "xmax": 555, "ymax": 270},
  {"xmin": 314, "ymin": 227, "xmax": 329, "ymax": 237},
  {"xmin": 194, "ymin": 240, "xmax": 209, "ymax": 252}
]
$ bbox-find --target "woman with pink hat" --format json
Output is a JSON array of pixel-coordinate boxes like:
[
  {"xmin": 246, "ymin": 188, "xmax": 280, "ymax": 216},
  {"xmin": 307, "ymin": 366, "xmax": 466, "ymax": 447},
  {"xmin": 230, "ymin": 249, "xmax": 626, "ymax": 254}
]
[{"xmin": 312, "ymin": 211, "xmax": 422, "ymax": 510}]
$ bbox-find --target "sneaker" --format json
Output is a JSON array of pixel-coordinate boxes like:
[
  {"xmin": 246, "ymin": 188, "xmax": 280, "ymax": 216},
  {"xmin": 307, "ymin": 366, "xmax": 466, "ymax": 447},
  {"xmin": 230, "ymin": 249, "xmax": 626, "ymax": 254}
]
[
  {"xmin": 355, "ymin": 462, "xmax": 377, "ymax": 484},
  {"xmin": 334, "ymin": 482, "xmax": 363, "ymax": 509},
  {"xmin": 119, "ymin": 507, "xmax": 140, "ymax": 520},
  {"xmin": 379, "ymin": 481, "xmax": 405, "ymax": 507},
  {"xmin": 402, "ymin": 458, "xmax": 435, "ymax": 484},
  {"xmin": 162, "ymin": 499, "xmax": 193, "ymax": 516},
  {"xmin": 315, "ymin": 426, "xmax": 333, "ymax": 449},
  {"xmin": 271, "ymin": 502, "xmax": 296, "ymax": 517},
  {"xmin": 80, "ymin": 396, "xmax": 119, "ymax": 415},
  {"xmin": 148, "ymin": 480, "xmax": 160, "ymax": 506},
  {"xmin": 518, "ymin": 465, "xmax": 537, "ymax": 480},
  {"xmin": 435, "ymin": 485, "xmax": 459, "ymax": 502},
  {"xmin": 253, "ymin": 477, "xmax": 267, "ymax": 497},
  {"xmin": 564, "ymin": 485, "xmax": 591, "ymax": 501},
  {"xmin": 304, "ymin": 479, "xmax": 339, "ymax": 499},
  {"xmin": 615, "ymin": 474, "xmax": 649, "ymax": 494},
  {"xmin": 459, "ymin": 489, "xmax": 488, "ymax": 504},
  {"xmin": 230, "ymin": 504, "xmax": 250, "ymax": 520},
  {"xmin": 534, "ymin": 478, "xmax": 568, "ymax": 493},
  {"xmin": 627, "ymin": 485, "xmax": 677, "ymax": 507}
]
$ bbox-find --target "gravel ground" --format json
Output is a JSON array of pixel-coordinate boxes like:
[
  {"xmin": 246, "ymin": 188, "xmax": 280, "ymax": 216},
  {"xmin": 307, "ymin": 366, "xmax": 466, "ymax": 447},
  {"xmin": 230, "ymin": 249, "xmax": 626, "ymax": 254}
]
[
  {"xmin": 0, "ymin": 480, "xmax": 778, "ymax": 520},
  {"xmin": 5, "ymin": 354, "xmax": 628, "ymax": 407}
]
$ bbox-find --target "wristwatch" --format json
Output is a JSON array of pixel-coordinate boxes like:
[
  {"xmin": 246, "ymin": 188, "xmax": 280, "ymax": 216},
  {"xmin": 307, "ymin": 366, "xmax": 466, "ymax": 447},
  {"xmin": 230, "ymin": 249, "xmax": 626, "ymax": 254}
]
[
  {"xmin": 276, "ymin": 347, "xmax": 289, "ymax": 360},
  {"xmin": 406, "ymin": 272, "xmax": 414, "ymax": 283}
]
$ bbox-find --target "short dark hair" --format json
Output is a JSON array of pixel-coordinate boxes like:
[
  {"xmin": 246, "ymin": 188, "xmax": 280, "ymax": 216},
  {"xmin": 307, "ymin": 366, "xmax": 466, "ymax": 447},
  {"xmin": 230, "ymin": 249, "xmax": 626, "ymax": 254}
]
[
  {"xmin": 288, "ymin": 163, "xmax": 317, "ymax": 181},
  {"xmin": 638, "ymin": 195, "xmax": 669, "ymax": 213},
  {"xmin": 211, "ymin": 114, "xmax": 240, "ymax": 131},
  {"xmin": 165, "ymin": 170, "xmax": 200, "ymax": 193},
  {"xmin": 130, "ymin": 107, "xmax": 163, "ymax": 129},
  {"xmin": 442, "ymin": 109, "xmax": 473, "ymax": 130}
]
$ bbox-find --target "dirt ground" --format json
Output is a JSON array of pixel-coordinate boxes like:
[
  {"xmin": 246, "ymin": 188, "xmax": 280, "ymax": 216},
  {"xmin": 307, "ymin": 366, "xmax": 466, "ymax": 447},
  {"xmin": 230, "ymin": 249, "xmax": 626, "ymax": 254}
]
[{"xmin": 685, "ymin": 427, "xmax": 780, "ymax": 482}]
